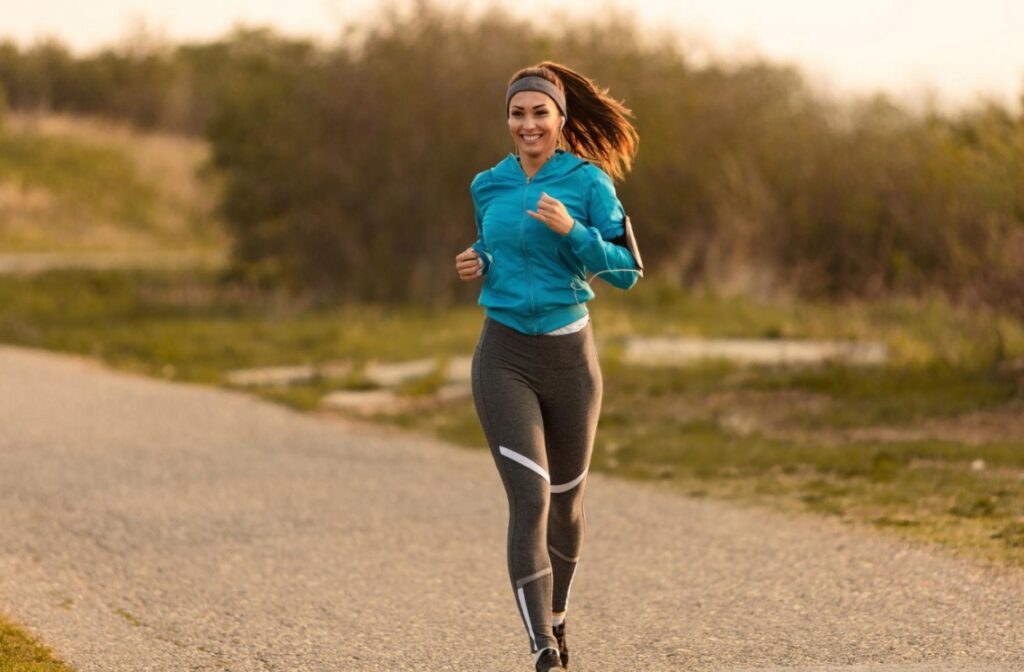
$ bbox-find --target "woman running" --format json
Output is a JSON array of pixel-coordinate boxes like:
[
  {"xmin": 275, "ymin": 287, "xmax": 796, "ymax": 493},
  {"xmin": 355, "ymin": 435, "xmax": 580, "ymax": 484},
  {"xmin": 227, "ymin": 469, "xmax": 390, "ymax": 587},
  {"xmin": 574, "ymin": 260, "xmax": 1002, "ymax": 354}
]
[{"xmin": 454, "ymin": 61, "xmax": 642, "ymax": 672}]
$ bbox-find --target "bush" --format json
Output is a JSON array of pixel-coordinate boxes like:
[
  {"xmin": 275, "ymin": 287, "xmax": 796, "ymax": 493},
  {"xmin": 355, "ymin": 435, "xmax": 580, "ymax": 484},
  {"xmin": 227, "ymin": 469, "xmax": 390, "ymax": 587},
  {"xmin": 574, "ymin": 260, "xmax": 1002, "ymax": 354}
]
[
  {"xmin": 2, "ymin": 3, "xmax": 1022, "ymax": 314},
  {"xmin": 204, "ymin": 3, "xmax": 1024, "ymax": 311}
]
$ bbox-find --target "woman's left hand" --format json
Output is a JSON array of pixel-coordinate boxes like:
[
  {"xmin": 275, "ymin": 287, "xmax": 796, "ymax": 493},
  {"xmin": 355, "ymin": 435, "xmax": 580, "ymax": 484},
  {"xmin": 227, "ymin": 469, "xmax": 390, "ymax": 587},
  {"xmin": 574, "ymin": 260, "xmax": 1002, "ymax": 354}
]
[{"xmin": 527, "ymin": 192, "xmax": 574, "ymax": 236}]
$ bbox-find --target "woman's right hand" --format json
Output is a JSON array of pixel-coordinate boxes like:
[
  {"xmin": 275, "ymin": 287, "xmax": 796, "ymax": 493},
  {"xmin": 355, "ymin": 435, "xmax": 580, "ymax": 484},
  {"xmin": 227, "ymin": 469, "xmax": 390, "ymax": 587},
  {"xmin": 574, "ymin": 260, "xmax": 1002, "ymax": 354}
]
[{"xmin": 455, "ymin": 247, "xmax": 485, "ymax": 281}]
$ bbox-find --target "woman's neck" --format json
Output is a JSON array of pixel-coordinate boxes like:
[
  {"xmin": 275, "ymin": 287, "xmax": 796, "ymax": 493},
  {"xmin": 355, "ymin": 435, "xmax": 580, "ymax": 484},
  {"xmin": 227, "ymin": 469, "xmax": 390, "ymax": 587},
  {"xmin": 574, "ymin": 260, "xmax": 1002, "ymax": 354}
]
[{"xmin": 519, "ymin": 150, "xmax": 556, "ymax": 179}]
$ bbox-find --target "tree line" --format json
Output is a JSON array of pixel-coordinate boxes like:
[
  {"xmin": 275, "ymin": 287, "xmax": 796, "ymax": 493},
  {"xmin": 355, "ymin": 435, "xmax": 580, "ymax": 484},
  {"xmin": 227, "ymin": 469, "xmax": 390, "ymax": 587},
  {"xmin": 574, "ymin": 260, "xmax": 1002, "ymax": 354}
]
[{"xmin": 1, "ymin": 2, "xmax": 1022, "ymax": 315}]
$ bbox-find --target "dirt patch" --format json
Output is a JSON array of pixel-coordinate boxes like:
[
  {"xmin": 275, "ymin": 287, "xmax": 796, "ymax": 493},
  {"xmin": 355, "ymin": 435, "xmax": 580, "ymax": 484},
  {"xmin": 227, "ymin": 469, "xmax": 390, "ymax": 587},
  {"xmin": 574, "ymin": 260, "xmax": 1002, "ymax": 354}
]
[
  {"xmin": 701, "ymin": 389, "xmax": 832, "ymax": 437},
  {"xmin": 844, "ymin": 401, "xmax": 1024, "ymax": 446},
  {"xmin": 676, "ymin": 388, "xmax": 1024, "ymax": 447}
]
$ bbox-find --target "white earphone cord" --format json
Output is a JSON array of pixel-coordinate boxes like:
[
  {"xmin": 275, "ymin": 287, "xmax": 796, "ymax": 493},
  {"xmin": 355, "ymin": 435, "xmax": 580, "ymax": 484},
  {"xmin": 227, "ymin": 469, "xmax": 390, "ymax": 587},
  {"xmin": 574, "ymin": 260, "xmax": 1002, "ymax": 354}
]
[
  {"xmin": 570, "ymin": 268, "xmax": 642, "ymax": 305},
  {"xmin": 569, "ymin": 239, "xmax": 642, "ymax": 304}
]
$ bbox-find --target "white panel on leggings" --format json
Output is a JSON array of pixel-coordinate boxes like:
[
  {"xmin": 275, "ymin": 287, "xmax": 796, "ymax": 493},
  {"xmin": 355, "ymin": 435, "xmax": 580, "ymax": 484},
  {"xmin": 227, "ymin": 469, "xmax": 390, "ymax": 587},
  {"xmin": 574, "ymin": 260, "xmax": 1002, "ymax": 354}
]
[{"xmin": 499, "ymin": 446, "xmax": 551, "ymax": 483}]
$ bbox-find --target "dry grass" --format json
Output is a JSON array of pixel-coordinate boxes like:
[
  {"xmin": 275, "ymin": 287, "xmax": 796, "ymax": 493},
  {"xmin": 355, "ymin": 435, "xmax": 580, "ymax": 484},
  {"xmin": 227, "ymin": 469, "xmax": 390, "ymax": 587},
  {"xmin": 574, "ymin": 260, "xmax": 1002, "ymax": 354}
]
[{"xmin": 1, "ymin": 111, "xmax": 227, "ymax": 254}]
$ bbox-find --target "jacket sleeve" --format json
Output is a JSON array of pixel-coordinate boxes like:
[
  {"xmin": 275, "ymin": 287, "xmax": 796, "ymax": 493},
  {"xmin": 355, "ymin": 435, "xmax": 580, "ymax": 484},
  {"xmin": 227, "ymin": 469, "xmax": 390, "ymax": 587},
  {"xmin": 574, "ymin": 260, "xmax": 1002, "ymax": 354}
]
[
  {"xmin": 562, "ymin": 167, "xmax": 640, "ymax": 290},
  {"xmin": 469, "ymin": 172, "xmax": 493, "ymax": 274}
]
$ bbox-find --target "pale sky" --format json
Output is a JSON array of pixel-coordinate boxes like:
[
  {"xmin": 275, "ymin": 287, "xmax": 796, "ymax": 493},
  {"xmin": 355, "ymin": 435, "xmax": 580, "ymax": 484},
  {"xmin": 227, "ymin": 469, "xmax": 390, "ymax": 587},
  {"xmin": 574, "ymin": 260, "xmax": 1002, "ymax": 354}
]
[{"xmin": 4, "ymin": 0, "xmax": 1024, "ymax": 110}]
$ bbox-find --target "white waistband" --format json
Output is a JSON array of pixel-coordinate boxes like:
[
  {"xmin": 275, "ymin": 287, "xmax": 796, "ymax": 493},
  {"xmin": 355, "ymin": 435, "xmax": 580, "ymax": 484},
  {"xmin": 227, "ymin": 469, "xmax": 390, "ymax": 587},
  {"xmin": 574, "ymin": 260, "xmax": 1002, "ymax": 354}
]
[{"xmin": 543, "ymin": 314, "xmax": 590, "ymax": 336}]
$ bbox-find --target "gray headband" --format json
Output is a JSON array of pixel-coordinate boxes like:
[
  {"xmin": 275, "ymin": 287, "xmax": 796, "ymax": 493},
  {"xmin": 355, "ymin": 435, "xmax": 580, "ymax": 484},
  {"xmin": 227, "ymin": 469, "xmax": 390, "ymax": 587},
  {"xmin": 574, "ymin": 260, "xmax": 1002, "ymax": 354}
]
[{"xmin": 505, "ymin": 76, "xmax": 567, "ymax": 119}]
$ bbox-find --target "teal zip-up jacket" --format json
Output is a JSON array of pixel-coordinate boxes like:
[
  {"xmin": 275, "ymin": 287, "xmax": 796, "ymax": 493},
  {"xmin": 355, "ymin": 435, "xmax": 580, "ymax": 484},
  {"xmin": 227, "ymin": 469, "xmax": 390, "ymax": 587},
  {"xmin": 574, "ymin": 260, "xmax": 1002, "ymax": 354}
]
[
  {"xmin": 470, "ymin": 148, "xmax": 640, "ymax": 335},
  {"xmin": 471, "ymin": 148, "xmax": 638, "ymax": 333}
]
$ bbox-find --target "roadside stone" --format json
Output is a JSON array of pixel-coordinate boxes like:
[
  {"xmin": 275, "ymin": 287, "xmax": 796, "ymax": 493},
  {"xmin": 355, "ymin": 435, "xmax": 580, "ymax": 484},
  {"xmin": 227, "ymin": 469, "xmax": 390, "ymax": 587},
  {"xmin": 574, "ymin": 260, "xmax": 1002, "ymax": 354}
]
[
  {"xmin": 320, "ymin": 388, "xmax": 403, "ymax": 415},
  {"xmin": 225, "ymin": 361, "xmax": 352, "ymax": 387},
  {"xmin": 624, "ymin": 337, "xmax": 889, "ymax": 367},
  {"xmin": 442, "ymin": 356, "xmax": 473, "ymax": 384},
  {"xmin": 226, "ymin": 364, "xmax": 317, "ymax": 387},
  {"xmin": 435, "ymin": 381, "xmax": 472, "ymax": 402},
  {"xmin": 363, "ymin": 358, "xmax": 437, "ymax": 387},
  {"xmin": 227, "ymin": 356, "xmax": 473, "ymax": 389}
]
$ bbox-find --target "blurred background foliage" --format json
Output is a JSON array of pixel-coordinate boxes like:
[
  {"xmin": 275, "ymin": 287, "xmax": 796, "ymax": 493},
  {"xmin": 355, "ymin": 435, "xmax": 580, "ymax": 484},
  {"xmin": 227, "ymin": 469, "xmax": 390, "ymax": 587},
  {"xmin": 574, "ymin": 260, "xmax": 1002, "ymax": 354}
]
[{"xmin": 0, "ymin": 0, "xmax": 1021, "ymax": 312}]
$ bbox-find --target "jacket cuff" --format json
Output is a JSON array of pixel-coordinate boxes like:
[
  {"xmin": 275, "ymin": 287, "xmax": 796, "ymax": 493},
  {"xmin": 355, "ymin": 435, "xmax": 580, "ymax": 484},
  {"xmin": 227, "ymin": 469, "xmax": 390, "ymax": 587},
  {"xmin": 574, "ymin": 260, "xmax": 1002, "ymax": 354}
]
[
  {"xmin": 471, "ymin": 245, "xmax": 492, "ymax": 274},
  {"xmin": 564, "ymin": 219, "xmax": 592, "ymax": 250}
]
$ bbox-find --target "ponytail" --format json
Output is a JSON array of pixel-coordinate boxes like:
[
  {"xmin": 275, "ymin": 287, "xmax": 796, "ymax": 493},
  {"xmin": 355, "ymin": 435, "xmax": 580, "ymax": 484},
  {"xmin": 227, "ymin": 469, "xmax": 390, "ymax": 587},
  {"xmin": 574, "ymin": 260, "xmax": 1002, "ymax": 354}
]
[{"xmin": 507, "ymin": 61, "xmax": 639, "ymax": 182}]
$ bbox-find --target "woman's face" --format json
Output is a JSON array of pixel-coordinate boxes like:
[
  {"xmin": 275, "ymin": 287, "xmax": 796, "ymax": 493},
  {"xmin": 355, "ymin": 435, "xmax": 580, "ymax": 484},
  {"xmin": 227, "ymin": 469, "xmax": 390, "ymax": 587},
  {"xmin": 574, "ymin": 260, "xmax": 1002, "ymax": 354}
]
[{"xmin": 508, "ymin": 90, "xmax": 563, "ymax": 159}]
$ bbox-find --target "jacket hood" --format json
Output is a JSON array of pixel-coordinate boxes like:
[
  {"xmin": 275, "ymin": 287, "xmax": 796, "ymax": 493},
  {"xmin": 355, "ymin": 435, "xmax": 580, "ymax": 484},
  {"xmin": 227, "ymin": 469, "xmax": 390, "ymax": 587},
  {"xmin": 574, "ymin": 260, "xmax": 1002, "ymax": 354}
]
[{"xmin": 489, "ymin": 148, "xmax": 590, "ymax": 184}]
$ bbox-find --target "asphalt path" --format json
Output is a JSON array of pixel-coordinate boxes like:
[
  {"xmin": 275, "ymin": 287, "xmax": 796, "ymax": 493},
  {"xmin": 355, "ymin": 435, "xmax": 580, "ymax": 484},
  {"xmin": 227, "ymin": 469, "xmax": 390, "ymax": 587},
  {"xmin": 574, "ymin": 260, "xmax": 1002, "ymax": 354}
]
[{"xmin": 1, "ymin": 344, "xmax": 1022, "ymax": 671}]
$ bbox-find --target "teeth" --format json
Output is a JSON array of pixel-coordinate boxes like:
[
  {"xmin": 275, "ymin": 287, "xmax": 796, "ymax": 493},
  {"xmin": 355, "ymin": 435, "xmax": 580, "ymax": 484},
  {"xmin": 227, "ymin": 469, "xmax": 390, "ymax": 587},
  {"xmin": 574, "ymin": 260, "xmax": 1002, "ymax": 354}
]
[{"xmin": 522, "ymin": 134, "xmax": 541, "ymax": 141}]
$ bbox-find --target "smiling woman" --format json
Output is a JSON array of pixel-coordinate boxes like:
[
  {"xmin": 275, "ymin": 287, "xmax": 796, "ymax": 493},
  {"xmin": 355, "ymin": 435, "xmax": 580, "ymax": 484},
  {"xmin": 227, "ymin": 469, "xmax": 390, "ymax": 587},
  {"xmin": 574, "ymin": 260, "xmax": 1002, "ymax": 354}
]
[{"xmin": 453, "ymin": 61, "xmax": 642, "ymax": 672}]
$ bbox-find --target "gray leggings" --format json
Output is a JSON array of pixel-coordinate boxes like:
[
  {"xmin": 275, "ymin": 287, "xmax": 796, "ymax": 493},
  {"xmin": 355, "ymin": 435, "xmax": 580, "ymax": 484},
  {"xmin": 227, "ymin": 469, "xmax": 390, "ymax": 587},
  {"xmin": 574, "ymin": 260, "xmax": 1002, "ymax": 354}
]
[{"xmin": 471, "ymin": 317, "xmax": 603, "ymax": 656}]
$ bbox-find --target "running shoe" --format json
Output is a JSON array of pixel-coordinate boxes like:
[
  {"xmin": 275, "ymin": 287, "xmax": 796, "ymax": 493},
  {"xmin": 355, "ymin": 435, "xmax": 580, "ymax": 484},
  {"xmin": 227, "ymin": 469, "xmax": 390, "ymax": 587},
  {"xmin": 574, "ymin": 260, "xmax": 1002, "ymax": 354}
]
[
  {"xmin": 552, "ymin": 621, "xmax": 570, "ymax": 669},
  {"xmin": 534, "ymin": 647, "xmax": 564, "ymax": 671}
]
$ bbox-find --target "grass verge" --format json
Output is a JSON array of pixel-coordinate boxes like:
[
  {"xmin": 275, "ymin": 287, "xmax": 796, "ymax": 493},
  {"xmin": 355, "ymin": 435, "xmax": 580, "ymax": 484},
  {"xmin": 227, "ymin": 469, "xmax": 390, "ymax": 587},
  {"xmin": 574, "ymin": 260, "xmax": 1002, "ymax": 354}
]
[
  {"xmin": 0, "ymin": 268, "xmax": 1022, "ymax": 574},
  {"xmin": 0, "ymin": 612, "xmax": 74, "ymax": 672}
]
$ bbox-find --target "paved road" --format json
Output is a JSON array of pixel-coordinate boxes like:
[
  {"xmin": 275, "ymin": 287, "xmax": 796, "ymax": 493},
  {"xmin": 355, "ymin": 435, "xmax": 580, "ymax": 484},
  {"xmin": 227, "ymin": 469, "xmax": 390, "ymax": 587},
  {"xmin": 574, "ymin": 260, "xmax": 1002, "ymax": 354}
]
[{"xmin": 1, "ymin": 344, "xmax": 1022, "ymax": 672}]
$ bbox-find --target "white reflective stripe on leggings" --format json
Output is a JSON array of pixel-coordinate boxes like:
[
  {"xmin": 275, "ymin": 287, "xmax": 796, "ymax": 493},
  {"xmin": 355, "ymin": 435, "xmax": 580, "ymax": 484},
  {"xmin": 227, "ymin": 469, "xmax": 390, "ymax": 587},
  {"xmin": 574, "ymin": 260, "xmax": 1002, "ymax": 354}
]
[
  {"xmin": 550, "ymin": 468, "xmax": 588, "ymax": 494},
  {"xmin": 515, "ymin": 566, "xmax": 552, "ymax": 588},
  {"xmin": 548, "ymin": 544, "xmax": 580, "ymax": 563},
  {"xmin": 565, "ymin": 562, "xmax": 578, "ymax": 610},
  {"xmin": 517, "ymin": 587, "xmax": 537, "ymax": 650},
  {"xmin": 499, "ymin": 446, "xmax": 550, "ymax": 483}
]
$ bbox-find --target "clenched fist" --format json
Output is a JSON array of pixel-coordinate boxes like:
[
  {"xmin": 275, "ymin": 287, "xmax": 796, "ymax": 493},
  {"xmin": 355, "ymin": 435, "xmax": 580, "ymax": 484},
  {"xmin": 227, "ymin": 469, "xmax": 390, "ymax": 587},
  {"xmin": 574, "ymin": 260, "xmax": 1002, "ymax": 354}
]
[{"xmin": 455, "ymin": 247, "xmax": 485, "ymax": 281}]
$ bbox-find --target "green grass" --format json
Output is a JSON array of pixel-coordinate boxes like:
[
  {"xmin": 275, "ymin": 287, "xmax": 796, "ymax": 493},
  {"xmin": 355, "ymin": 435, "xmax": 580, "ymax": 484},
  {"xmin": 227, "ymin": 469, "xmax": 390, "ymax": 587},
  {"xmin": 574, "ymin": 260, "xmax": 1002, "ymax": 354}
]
[
  {"xmin": 0, "ymin": 267, "xmax": 1020, "ymax": 421},
  {"xmin": 2, "ymin": 266, "xmax": 1023, "ymax": 667},
  {"xmin": 0, "ymin": 612, "xmax": 74, "ymax": 672},
  {"xmin": 1, "ymin": 267, "xmax": 1023, "ymax": 574},
  {"xmin": 595, "ymin": 279, "xmax": 1024, "ymax": 370},
  {"xmin": 0, "ymin": 268, "xmax": 483, "ymax": 383},
  {"xmin": 727, "ymin": 362, "xmax": 1017, "ymax": 426},
  {"xmin": 0, "ymin": 118, "xmax": 225, "ymax": 254},
  {"xmin": 0, "ymin": 131, "xmax": 156, "ymax": 224},
  {"xmin": 384, "ymin": 393, "xmax": 1024, "ymax": 566},
  {"xmin": 0, "ymin": 131, "xmax": 157, "ymax": 250},
  {"xmin": 113, "ymin": 609, "xmax": 142, "ymax": 627}
]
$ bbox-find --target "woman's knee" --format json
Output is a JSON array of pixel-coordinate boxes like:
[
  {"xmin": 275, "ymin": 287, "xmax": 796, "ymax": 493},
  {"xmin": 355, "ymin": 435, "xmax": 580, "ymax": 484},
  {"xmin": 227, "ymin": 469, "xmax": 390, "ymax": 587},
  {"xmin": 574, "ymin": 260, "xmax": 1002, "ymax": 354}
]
[
  {"xmin": 512, "ymin": 482, "xmax": 550, "ymax": 524},
  {"xmin": 548, "ymin": 491, "xmax": 584, "ymax": 526}
]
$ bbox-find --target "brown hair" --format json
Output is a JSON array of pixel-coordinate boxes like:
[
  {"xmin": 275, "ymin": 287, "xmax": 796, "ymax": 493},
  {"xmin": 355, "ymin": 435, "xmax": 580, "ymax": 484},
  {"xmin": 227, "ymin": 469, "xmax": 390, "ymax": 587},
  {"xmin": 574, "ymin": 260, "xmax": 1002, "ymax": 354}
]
[{"xmin": 507, "ymin": 61, "xmax": 639, "ymax": 182}]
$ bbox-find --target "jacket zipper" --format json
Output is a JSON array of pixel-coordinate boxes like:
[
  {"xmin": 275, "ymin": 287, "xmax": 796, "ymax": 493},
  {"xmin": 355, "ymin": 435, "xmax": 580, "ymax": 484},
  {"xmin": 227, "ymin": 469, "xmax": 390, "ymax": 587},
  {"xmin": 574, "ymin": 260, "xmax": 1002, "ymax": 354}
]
[{"xmin": 521, "ymin": 174, "xmax": 537, "ymax": 325}]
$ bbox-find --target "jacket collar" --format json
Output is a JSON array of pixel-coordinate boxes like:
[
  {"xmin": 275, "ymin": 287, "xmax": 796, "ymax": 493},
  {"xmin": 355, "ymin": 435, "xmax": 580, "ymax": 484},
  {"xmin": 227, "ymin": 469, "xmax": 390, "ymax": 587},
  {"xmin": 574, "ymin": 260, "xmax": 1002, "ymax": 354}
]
[{"xmin": 492, "ymin": 148, "xmax": 588, "ymax": 183}]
